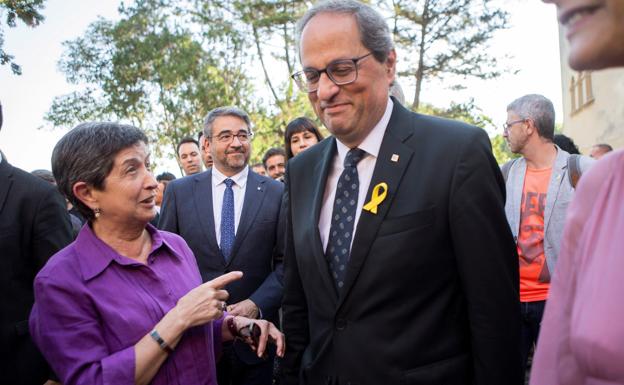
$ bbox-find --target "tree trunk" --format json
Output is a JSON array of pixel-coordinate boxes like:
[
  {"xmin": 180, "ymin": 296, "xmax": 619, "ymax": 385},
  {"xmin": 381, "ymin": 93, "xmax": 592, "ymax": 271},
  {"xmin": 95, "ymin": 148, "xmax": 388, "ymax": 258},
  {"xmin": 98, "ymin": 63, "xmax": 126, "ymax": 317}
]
[
  {"xmin": 411, "ymin": 0, "xmax": 430, "ymax": 110},
  {"xmin": 252, "ymin": 24, "xmax": 283, "ymax": 112}
]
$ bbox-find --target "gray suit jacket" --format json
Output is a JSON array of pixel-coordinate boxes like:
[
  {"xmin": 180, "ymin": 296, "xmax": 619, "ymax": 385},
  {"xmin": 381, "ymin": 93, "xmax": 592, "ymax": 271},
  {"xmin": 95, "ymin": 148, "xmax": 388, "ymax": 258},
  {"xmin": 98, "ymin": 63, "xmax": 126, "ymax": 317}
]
[{"xmin": 504, "ymin": 146, "xmax": 593, "ymax": 273}]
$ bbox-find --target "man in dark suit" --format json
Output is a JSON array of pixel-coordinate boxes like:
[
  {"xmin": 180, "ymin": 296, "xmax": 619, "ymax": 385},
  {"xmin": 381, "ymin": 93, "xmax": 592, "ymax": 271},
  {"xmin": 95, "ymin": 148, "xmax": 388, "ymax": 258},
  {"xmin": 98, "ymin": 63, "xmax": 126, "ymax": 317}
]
[
  {"xmin": 160, "ymin": 106, "xmax": 284, "ymax": 385},
  {"xmin": 0, "ymin": 102, "xmax": 73, "ymax": 384},
  {"xmin": 281, "ymin": 2, "xmax": 522, "ymax": 385}
]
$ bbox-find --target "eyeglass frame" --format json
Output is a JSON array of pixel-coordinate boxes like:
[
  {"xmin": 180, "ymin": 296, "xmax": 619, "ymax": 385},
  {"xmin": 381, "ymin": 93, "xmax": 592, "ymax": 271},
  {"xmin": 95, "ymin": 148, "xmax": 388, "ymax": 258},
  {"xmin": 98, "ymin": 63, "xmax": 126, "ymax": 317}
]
[
  {"xmin": 291, "ymin": 52, "xmax": 374, "ymax": 93},
  {"xmin": 208, "ymin": 130, "xmax": 254, "ymax": 144},
  {"xmin": 502, "ymin": 119, "xmax": 527, "ymax": 133}
]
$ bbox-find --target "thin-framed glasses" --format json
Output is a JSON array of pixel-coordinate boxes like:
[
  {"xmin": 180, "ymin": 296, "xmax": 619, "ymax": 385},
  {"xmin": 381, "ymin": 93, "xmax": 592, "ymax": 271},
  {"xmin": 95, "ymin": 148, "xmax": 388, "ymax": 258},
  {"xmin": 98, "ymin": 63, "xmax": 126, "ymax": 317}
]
[
  {"xmin": 503, "ymin": 119, "xmax": 526, "ymax": 132},
  {"xmin": 210, "ymin": 131, "xmax": 254, "ymax": 143},
  {"xmin": 291, "ymin": 52, "xmax": 373, "ymax": 93}
]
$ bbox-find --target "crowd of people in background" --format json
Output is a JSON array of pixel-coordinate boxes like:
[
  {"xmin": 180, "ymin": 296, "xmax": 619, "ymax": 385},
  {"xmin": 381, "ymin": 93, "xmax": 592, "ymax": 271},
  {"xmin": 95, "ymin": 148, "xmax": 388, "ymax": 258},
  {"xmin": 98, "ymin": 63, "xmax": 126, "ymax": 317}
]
[{"xmin": 1, "ymin": 0, "xmax": 623, "ymax": 384}]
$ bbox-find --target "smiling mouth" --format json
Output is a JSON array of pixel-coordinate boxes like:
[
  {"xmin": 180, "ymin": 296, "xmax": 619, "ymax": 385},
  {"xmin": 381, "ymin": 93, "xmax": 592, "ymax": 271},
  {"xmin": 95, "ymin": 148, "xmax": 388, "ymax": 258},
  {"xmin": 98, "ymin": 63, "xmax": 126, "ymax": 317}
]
[
  {"xmin": 323, "ymin": 103, "xmax": 349, "ymax": 113},
  {"xmin": 140, "ymin": 196, "xmax": 155, "ymax": 204},
  {"xmin": 559, "ymin": 5, "xmax": 601, "ymax": 26}
]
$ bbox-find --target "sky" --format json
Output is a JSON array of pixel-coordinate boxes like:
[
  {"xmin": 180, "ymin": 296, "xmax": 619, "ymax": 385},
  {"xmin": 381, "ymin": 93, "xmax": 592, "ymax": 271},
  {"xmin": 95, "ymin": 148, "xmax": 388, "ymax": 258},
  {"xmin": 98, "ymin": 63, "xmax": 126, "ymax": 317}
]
[{"xmin": 0, "ymin": 0, "xmax": 562, "ymax": 175}]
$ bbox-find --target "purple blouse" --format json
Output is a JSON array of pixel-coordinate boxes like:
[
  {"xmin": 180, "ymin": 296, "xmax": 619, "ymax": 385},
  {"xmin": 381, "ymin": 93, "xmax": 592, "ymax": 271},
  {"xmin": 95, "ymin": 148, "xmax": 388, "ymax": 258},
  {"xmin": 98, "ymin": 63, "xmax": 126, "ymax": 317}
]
[{"xmin": 29, "ymin": 223, "xmax": 223, "ymax": 385}]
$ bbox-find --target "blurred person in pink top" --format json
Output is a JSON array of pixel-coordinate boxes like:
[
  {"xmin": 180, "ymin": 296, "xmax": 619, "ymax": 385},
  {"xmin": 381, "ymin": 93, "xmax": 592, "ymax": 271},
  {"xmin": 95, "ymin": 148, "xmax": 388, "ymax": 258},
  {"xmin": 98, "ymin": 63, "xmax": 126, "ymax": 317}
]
[{"xmin": 530, "ymin": 1, "xmax": 624, "ymax": 384}]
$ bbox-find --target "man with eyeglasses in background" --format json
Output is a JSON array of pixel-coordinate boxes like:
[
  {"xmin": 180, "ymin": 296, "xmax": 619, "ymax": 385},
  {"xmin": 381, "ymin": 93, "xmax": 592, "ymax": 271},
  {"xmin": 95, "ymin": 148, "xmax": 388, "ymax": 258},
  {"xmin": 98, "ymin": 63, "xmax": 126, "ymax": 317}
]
[
  {"xmin": 501, "ymin": 94, "xmax": 593, "ymax": 381},
  {"xmin": 160, "ymin": 106, "xmax": 285, "ymax": 385},
  {"xmin": 280, "ymin": 1, "xmax": 522, "ymax": 384}
]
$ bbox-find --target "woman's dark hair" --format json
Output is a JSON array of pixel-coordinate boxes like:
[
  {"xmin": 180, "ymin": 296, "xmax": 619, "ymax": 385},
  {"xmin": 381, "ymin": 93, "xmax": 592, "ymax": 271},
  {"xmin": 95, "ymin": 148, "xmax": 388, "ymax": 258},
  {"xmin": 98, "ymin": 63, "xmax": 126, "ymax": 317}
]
[
  {"xmin": 52, "ymin": 122, "xmax": 148, "ymax": 221},
  {"xmin": 284, "ymin": 117, "xmax": 324, "ymax": 159},
  {"xmin": 553, "ymin": 134, "xmax": 580, "ymax": 154}
]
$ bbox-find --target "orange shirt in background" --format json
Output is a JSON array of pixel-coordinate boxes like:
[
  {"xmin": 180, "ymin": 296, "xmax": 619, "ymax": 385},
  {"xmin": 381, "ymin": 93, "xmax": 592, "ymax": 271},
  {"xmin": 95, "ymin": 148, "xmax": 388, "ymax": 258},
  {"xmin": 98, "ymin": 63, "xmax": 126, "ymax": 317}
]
[{"xmin": 518, "ymin": 167, "xmax": 552, "ymax": 302}]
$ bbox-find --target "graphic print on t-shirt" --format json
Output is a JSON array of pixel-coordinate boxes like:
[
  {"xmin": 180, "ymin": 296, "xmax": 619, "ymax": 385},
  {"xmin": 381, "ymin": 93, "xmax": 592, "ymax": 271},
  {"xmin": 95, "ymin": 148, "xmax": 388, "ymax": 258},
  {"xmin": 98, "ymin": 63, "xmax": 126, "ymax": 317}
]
[{"xmin": 518, "ymin": 167, "xmax": 552, "ymax": 302}]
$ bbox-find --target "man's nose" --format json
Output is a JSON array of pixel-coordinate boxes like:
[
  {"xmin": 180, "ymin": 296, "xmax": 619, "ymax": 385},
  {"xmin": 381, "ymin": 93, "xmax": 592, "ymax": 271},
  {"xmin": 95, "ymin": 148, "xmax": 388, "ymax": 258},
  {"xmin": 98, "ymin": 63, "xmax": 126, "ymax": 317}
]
[
  {"xmin": 229, "ymin": 136, "xmax": 244, "ymax": 149},
  {"xmin": 316, "ymin": 72, "xmax": 340, "ymax": 101}
]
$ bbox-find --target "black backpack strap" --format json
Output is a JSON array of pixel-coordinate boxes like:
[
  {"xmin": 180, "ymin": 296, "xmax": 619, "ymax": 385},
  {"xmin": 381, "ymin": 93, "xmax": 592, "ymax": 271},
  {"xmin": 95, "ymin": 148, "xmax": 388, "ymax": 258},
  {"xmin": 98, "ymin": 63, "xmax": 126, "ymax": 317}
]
[{"xmin": 567, "ymin": 154, "xmax": 582, "ymax": 188}]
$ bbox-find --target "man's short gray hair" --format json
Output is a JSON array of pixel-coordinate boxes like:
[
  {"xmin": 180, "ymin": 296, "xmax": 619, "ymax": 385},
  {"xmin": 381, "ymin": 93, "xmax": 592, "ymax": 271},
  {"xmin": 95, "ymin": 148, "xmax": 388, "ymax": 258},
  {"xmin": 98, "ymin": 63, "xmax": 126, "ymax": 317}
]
[
  {"xmin": 203, "ymin": 106, "xmax": 252, "ymax": 138},
  {"xmin": 296, "ymin": 0, "xmax": 394, "ymax": 63},
  {"xmin": 507, "ymin": 94, "xmax": 555, "ymax": 141}
]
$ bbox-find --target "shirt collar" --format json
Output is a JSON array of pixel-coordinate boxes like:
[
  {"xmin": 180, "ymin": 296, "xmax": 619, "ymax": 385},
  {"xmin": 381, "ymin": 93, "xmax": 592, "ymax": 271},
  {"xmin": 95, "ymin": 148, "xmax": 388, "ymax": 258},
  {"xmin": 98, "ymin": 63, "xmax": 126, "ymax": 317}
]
[
  {"xmin": 335, "ymin": 98, "xmax": 393, "ymax": 162},
  {"xmin": 74, "ymin": 222, "xmax": 184, "ymax": 281},
  {"xmin": 212, "ymin": 165, "xmax": 249, "ymax": 189}
]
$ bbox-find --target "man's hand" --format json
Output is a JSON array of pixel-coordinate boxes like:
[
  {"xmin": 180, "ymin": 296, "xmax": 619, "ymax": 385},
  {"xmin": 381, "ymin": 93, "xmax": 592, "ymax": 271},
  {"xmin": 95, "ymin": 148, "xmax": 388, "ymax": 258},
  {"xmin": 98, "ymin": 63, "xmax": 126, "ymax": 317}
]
[
  {"xmin": 227, "ymin": 299, "xmax": 259, "ymax": 319},
  {"xmin": 227, "ymin": 316, "xmax": 285, "ymax": 358}
]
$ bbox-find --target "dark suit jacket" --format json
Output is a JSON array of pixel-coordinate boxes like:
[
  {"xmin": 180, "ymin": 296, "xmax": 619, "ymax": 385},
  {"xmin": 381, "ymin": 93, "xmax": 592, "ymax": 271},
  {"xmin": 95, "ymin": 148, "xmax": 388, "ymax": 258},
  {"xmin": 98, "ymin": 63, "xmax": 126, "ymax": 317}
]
[
  {"xmin": 159, "ymin": 168, "xmax": 284, "ymax": 361},
  {"xmin": 0, "ymin": 158, "xmax": 72, "ymax": 384},
  {"xmin": 281, "ymin": 101, "xmax": 522, "ymax": 385}
]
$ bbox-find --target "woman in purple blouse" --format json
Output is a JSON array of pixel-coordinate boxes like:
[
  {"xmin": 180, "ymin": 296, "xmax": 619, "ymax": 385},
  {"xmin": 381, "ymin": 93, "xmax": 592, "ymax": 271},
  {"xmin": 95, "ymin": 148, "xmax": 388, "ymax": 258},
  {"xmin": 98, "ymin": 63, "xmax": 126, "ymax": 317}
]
[{"xmin": 29, "ymin": 122, "xmax": 284, "ymax": 385}]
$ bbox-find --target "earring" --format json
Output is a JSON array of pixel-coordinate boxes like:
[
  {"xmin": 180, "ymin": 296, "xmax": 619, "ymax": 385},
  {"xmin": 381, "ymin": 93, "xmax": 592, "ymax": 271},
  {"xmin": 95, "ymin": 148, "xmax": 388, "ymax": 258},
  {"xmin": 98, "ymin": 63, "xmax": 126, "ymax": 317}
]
[{"xmin": 94, "ymin": 208, "xmax": 101, "ymax": 219}]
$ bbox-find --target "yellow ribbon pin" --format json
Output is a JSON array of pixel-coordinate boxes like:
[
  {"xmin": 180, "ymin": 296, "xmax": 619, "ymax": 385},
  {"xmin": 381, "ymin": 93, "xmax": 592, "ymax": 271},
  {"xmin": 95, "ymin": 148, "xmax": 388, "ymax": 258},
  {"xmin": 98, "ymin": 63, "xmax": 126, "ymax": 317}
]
[{"xmin": 363, "ymin": 182, "xmax": 388, "ymax": 214}]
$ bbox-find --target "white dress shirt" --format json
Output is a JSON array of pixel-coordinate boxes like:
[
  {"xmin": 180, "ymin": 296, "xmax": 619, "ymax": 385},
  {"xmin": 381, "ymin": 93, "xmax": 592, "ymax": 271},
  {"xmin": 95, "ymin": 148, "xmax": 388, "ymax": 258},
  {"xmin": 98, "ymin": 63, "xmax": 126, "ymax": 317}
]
[
  {"xmin": 318, "ymin": 98, "xmax": 394, "ymax": 253},
  {"xmin": 212, "ymin": 166, "xmax": 248, "ymax": 247}
]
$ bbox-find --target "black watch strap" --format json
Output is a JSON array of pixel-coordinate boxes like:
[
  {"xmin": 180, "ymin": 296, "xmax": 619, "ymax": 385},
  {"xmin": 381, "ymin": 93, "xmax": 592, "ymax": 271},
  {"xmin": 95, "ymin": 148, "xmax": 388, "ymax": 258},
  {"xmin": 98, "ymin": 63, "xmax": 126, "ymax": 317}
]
[{"xmin": 150, "ymin": 329, "xmax": 174, "ymax": 354}]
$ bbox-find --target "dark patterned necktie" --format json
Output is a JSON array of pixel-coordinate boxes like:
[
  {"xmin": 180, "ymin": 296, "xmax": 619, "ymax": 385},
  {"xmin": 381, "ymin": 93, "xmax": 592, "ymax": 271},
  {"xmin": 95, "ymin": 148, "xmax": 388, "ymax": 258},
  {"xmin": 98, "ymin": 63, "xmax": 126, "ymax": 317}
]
[
  {"xmin": 220, "ymin": 178, "xmax": 235, "ymax": 261},
  {"xmin": 326, "ymin": 148, "xmax": 366, "ymax": 291}
]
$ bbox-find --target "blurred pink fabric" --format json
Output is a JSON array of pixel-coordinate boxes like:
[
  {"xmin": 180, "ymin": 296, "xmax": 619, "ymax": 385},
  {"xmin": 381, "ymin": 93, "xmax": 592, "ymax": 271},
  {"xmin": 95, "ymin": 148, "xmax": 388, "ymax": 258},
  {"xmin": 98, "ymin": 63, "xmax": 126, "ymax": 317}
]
[{"xmin": 530, "ymin": 149, "xmax": 624, "ymax": 385}]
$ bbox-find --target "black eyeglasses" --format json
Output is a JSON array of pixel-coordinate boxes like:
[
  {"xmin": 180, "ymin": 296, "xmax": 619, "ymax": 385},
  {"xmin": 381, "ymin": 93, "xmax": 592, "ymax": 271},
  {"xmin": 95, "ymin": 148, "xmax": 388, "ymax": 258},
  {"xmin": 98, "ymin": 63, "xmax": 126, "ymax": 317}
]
[
  {"xmin": 503, "ymin": 119, "xmax": 526, "ymax": 132},
  {"xmin": 210, "ymin": 131, "xmax": 254, "ymax": 143},
  {"xmin": 291, "ymin": 52, "xmax": 373, "ymax": 93}
]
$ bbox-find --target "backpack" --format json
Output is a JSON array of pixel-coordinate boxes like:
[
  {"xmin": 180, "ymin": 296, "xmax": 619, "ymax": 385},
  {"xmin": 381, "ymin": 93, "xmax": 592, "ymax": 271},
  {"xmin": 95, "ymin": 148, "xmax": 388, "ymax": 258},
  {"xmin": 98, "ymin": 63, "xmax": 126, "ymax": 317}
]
[{"xmin": 501, "ymin": 154, "xmax": 583, "ymax": 188}]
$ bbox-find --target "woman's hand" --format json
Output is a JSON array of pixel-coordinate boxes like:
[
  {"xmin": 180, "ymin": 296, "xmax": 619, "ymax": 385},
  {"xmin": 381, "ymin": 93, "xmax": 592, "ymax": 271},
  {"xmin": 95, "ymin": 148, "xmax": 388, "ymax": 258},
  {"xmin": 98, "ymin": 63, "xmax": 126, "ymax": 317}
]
[
  {"xmin": 175, "ymin": 271, "xmax": 243, "ymax": 328},
  {"xmin": 227, "ymin": 316, "xmax": 285, "ymax": 358}
]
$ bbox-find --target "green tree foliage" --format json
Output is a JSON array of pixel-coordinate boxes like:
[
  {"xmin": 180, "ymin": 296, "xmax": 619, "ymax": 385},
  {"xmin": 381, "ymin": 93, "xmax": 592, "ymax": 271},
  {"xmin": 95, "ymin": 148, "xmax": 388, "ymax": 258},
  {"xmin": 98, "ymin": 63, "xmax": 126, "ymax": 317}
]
[
  {"xmin": 0, "ymin": 0, "xmax": 46, "ymax": 75},
  {"xmin": 249, "ymin": 91, "xmax": 318, "ymax": 164},
  {"xmin": 417, "ymin": 98, "xmax": 494, "ymax": 130},
  {"xmin": 377, "ymin": 0, "xmax": 509, "ymax": 110},
  {"xmin": 417, "ymin": 99, "xmax": 517, "ymax": 164},
  {"xmin": 491, "ymin": 133, "xmax": 519, "ymax": 165},
  {"xmin": 46, "ymin": 0, "xmax": 255, "ymax": 163},
  {"xmin": 45, "ymin": 0, "xmax": 515, "ymax": 165},
  {"xmin": 227, "ymin": 0, "xmax": 314, "ymax": 154}
]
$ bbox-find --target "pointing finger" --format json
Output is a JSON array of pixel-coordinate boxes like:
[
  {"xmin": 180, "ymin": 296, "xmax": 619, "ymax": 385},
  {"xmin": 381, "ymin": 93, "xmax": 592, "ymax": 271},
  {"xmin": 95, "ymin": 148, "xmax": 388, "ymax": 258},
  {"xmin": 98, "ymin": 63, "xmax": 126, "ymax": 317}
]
[{"xmin": 206, "ymin": 271, "xmax": 243, "ymax": 289}]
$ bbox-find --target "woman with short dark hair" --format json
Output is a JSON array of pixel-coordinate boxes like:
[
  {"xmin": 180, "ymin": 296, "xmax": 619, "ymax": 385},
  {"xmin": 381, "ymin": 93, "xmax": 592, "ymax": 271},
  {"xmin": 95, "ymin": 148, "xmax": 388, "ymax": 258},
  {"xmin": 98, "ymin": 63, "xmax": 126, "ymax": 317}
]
[
  {"xmin": 284, "ymin": 117, "xmax": 324, "ymax": 159},
  {"xmin": 29, "ymin": 122, "xmax": 284, "ymax": 385}
]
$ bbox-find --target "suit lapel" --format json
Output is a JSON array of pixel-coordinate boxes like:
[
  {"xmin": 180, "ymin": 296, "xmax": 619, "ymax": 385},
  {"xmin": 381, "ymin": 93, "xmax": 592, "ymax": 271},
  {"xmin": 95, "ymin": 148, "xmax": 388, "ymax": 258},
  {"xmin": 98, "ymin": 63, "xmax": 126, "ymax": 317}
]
[
  {"xmin": 227, "ymin": 169, "xmax": 266, "ymax": 266},
  {"xmin": 511, "ymin": 160, "xmax": 527, "ymax": 236},
  {"xmin": 310, "ymin": 138, "xmax": 340, "ymax": 298},
  {"xmin": 543, "ymin": 148, "xmax": 567, "ymax": 233},
  {"xmin": 0, "ymin": 160, "xmax": 13, "ymax": 214},
  {"xmin": 192, "ymin": 170, "xmax": 222, "ymax": 259},
  {"xmin": 338, "ymin": 104, "xmax": 415, "ymax": 306}
]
